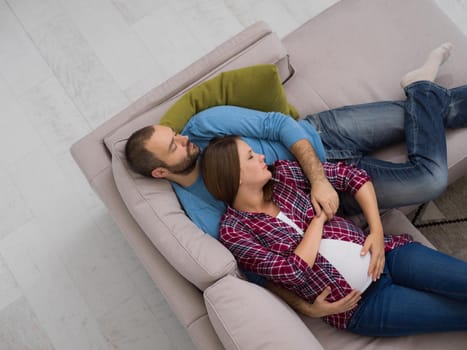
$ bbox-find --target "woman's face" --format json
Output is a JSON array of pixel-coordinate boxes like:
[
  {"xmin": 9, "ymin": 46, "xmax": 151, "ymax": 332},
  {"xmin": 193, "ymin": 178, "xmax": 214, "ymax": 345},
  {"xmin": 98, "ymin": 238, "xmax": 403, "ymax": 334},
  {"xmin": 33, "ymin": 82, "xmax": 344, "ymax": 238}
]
[{"xmin": 236, "ymin": 139, "xmax": 272, "ymax": 187}]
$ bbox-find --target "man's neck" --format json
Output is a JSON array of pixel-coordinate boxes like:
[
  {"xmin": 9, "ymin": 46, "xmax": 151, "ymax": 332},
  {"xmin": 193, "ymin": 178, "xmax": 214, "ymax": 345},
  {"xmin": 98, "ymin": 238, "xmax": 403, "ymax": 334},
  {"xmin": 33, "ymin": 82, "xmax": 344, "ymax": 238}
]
[{"xmin": 169, "ymin": 161, "xmax": 200, "ymax": 188}]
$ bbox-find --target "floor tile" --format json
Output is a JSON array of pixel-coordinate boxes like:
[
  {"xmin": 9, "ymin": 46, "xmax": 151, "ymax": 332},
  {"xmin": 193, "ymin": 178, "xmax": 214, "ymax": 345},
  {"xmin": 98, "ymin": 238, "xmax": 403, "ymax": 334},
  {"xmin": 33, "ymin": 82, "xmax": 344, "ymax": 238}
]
[
  {"xmin": 0, "ymin": 167, "xmax": 33, "ymax": 240},
  {"xmin": 61, "ymin": 0, "xmax": 159, "ymax": 92},
  {"xmin": 0, "ymin": 255, "xmax": 22, "ymax": 311},
  {"xmin": 98, "ymin": 295, "xmax": 173, "ymax": 350},
  {"xmin": 0, "ymin": 0, "xmax": 52, "ymax": 95},
  {"xmin": 0, "ymin": 297, "xmax": 55, "ymax": 350}
]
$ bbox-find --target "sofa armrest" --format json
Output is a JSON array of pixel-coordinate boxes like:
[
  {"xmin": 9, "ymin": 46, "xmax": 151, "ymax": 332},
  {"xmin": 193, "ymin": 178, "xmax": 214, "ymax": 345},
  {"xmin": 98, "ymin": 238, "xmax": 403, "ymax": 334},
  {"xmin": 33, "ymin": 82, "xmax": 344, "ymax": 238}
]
[
  {"xmin": 204, "ymin": 275, "xmax": 324, "ymax": 350},
  {"xmin": 380, "ymin": 209, "xmax": 435, "ymax": 248}
]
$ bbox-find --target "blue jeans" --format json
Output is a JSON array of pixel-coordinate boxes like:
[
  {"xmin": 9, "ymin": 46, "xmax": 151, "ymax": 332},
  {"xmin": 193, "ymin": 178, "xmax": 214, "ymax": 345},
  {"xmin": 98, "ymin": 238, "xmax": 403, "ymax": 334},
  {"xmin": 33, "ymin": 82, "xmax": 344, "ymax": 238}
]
[
  {"xmin": 347, "ymin": 243, "xmax": 467, "ymax": 336},
  {"xmin": 305, "ymin": 82, "xmax": 467, "ymax": 214}
]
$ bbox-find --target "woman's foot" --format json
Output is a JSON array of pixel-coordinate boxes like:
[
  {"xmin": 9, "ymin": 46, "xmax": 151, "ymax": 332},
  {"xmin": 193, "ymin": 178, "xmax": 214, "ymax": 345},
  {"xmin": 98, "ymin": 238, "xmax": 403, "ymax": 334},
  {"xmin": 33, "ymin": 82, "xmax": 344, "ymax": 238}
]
[{"xmin": 400, "ymin": 42, "xmax": 453, "ymax": 88}]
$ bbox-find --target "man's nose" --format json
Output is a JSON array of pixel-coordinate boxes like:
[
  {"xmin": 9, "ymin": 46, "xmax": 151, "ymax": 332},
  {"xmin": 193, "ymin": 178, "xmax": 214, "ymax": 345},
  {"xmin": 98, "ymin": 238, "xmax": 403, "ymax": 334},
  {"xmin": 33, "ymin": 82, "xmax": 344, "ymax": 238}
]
[{"xmin": 177, "ymin": 134, "xmax": 189, "ymax": 146}]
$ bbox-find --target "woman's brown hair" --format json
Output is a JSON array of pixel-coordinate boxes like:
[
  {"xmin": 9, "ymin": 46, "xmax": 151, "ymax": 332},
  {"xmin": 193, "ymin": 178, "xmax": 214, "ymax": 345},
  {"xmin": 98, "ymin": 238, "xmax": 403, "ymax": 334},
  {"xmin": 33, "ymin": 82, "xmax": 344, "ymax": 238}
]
[{"xmin": 201, "ymin": 136, "xmax": 241, "ymax": 206}]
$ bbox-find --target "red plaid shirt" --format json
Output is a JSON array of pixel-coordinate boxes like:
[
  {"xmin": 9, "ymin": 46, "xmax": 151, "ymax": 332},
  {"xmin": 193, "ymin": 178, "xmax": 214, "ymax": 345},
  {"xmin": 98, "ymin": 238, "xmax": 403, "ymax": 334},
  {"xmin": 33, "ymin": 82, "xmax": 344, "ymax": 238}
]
[{"xmin": 219, "ymin": 160, "xmax": 412, "ymax": 329}]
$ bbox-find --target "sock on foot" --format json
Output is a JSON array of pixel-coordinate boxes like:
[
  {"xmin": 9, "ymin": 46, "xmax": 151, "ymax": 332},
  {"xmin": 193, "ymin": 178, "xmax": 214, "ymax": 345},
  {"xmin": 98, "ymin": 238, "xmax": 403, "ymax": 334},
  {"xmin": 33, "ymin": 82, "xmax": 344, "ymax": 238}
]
[{"xmin": 400, "ymin": 42, "xmax": 453, "ymax": 88}]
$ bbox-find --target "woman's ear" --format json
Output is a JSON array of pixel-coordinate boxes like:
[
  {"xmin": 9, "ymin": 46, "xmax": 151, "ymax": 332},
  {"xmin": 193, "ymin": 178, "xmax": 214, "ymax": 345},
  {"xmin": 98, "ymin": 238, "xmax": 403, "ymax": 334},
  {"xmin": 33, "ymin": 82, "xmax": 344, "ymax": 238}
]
[{"xmin": 151, "ymin": 167, "xmax": 168, "ymax": 179}]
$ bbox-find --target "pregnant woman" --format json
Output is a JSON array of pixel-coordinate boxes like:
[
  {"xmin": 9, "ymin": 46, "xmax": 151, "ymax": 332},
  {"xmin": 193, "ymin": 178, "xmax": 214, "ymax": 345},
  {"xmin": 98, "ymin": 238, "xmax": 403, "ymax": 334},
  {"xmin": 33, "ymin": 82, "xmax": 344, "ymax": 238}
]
[{"xmin": 201, "ymin": 135, "xmax": 467, "ymax": 336}]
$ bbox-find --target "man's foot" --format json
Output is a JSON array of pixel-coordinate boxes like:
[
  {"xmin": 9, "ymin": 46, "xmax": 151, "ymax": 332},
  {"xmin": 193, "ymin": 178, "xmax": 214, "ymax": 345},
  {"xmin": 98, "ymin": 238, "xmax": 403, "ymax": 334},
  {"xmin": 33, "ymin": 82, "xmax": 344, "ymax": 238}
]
[{"xmin": 400, "ymin": 42, "xmax": 453, "ymax": 88}]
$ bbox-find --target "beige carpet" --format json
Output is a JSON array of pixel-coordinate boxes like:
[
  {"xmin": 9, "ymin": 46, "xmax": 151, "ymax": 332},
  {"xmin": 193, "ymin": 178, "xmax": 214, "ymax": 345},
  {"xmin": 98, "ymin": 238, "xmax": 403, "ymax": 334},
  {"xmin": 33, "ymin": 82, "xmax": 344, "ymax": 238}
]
[{"xmin": 409, "ymin": 176, "xmax": 467, "ymax": 261}]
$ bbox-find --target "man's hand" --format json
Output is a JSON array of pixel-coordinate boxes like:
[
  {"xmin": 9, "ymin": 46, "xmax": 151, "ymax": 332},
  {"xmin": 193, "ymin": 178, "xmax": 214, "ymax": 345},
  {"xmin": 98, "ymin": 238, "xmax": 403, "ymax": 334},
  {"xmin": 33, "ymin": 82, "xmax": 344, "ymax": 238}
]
[
  {"xmin": 361, "ymin": 231, "xmax": 385, "ymax": 281},
  {"xmin": 289, "ymin": 139, "xmax": 339, "ymax": 219},
  {"xmin": 310, "ymin": 178, "xmax": 339, "ymax": 219},
  {"xmin": 309, "ymin": 287, "xmax": 361, "ymax": 318}
]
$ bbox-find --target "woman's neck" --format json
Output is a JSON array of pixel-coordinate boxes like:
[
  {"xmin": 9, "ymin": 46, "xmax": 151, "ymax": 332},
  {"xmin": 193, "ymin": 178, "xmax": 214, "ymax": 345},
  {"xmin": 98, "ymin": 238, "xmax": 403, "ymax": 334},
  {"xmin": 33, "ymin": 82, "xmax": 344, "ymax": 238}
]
[{"xmin": 233, "ymin": 187, "xmax": 279, "ymax": 216}]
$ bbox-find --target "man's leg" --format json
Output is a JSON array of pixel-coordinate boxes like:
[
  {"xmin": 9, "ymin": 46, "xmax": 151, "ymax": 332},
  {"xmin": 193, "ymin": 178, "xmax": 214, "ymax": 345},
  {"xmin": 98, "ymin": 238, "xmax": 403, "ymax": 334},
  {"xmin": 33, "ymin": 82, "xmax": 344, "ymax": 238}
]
[
  {"xmin": 305, "ymin": 43, "xmax": 458, "ymax": 213},
  {"xmin": 354, "ymin": 81, "xmax": 450, "ymax": 209},
  {"xmin": 305, "ymin": 101, "xmax": 406, "ymax": 162},
  {"xmin": 445, "ymin": 85, "xmax": 467, "ymax": 128},
  {"xmin": 306, "ymin": 84, "xmax": 449, "ymax": 212}
]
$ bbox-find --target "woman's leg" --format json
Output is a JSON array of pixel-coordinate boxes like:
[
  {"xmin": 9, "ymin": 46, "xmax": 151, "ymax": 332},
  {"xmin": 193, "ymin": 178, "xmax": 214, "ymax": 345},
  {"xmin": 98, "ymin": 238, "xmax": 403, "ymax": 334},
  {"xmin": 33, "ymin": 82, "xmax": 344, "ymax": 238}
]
[
  {"xmin": 388, "ymin": 243, "xmax": 467, "ymax": 302},
  {"xmin": 347, "ymin": 243, "xmax": 467, "ymax": 336}
]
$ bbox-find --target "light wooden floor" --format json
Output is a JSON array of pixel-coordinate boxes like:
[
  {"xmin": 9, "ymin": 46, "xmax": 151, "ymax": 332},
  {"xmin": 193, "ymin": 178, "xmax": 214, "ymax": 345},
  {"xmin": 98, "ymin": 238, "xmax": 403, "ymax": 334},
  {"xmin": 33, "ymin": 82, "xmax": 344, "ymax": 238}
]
[{"xmin": 0, "ymin": 1, "xmax": 466, "ymax": 349}]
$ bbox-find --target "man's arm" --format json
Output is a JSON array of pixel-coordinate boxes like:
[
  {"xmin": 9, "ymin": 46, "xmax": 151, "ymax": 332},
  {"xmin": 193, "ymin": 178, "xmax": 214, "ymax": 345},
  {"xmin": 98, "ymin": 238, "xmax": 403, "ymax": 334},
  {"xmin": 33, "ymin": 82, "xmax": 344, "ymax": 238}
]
[
  {"xmin": 265, "ymin": 281, "xmax": 361, "ymax": 318},
  {"xmin": 183, "ymin": 105, "xmax": 308, "ymax": 148},
  {"xmin": 291, "ymin": 139, "xmax": 339, "ymax": 218},
  {"xmin": 184, "ymin": 106, "xmax": 338, "ymax": 217}
]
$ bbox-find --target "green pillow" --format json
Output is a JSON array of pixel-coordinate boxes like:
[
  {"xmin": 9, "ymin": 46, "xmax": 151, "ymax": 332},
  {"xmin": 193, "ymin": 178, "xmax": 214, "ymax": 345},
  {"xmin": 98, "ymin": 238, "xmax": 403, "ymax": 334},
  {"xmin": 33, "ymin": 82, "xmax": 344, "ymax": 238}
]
[{"xmin": 159, "ymin": 64, "xmax": 299, "ymax": 132}]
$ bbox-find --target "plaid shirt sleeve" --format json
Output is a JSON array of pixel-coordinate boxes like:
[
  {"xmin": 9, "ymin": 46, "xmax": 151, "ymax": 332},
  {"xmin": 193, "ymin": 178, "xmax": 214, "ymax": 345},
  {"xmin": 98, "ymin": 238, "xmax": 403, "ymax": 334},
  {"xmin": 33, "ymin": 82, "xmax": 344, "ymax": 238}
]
[
  {"xmin": 274, "ymin": 160, "xmax": 370, "ymax": 196},
  {"xmin": 220, "ymin": 217, "xmax": 312, "ymax": 287},
  {"xmin": 323, "ymin": 161, "xmax": 370, "ymax": 195}
]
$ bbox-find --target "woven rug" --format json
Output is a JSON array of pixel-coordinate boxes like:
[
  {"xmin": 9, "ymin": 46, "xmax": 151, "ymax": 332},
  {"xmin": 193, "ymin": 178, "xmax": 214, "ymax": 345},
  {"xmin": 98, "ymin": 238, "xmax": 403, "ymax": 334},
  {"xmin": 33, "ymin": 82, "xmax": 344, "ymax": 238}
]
[{"xmin": 408, "ymin": 176, "xmax": 467, "ymax": 261}]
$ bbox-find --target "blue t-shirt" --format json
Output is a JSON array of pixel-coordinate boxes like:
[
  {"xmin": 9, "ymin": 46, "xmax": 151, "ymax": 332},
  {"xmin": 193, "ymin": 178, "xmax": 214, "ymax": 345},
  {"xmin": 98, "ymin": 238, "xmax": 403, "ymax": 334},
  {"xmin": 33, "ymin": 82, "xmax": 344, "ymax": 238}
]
[
  {"xmin": 173, "ymin": 105, "xmax": 325, "ymax": 236},
  {"xmin": 171, "ymin": 171, "xmax": 226, "ymax": 236},
  {"xmin": 172, "ymin": 106, "xmax": 325, "ymax": 285}
]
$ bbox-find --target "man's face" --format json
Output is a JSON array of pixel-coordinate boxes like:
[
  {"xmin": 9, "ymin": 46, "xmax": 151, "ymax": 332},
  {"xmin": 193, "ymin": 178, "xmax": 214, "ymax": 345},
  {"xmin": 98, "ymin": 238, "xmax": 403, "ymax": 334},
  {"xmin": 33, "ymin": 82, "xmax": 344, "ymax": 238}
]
[{"xmin": 146, "ymin": 125, "xmax": 200, "ymax": 175}]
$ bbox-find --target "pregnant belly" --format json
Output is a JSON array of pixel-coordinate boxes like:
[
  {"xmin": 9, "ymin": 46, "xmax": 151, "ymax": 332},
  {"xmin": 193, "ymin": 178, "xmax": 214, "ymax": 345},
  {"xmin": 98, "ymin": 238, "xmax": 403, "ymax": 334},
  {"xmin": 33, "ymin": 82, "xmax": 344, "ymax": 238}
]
[{"xmin": 319, "ymin": 239, "xmax": 372, "ymax": 292}]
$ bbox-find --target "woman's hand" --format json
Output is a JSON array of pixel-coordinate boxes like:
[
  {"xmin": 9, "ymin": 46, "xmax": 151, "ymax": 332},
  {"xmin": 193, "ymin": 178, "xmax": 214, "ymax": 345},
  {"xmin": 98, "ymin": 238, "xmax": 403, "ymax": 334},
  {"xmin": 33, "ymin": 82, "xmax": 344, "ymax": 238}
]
[
  {"xmin": 353, "ymin": 181, "xmax": 385, "ymax": 281},
  {"xmin": 313, "ymin": 209, "xmax": 328, "ymax": 225},
  {"xmin": 309, "ymin": 287, "xmax": 361, "ymax": 318},
  {"xmin": 361, "ymin": 230, "xmax": 385, "ymax": 281}
]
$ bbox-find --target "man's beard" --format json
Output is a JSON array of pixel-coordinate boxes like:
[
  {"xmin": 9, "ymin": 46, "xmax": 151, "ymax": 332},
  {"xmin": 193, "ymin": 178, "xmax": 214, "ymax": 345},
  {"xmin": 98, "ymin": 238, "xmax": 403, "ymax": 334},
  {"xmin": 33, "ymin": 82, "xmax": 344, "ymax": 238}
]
[{"xmin": 165, "ymin": 143, "xmax": 199, "ymax": 175}]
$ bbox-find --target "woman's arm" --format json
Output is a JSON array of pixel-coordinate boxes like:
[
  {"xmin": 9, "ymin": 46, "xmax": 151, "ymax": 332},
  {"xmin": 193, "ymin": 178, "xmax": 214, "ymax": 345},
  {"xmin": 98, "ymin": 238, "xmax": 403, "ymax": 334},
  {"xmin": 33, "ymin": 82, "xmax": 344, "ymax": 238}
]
[
  {"xmin": 221, "ymin": 222, "xmax": 311, "ymax": 287},
  {"xmin": 353, "ymin": 181, "xmax": 385, "ymax": 281},
  {"xmin": 265, "ymin": 281, "xmax": 361, "ymax": 318},
  {"xmin": 293, "ymin": 210, "xmax": 327, "ymax": 266}
]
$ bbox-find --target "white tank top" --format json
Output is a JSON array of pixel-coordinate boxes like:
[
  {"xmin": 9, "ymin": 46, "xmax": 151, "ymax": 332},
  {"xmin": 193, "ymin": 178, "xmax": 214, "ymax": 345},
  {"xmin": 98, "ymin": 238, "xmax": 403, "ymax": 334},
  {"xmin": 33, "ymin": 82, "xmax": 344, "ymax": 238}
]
[{"xmin": 276, "ymin": 211, "xmax": 372, "ymax": 292}]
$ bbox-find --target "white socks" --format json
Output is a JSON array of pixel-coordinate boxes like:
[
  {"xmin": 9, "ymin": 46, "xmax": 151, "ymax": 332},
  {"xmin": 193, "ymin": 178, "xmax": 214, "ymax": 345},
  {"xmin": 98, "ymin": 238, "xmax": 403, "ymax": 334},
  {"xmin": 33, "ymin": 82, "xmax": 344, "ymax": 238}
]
[{"xmin": 400, "ymin": 42, "xmax": 453, "ymax": 88}]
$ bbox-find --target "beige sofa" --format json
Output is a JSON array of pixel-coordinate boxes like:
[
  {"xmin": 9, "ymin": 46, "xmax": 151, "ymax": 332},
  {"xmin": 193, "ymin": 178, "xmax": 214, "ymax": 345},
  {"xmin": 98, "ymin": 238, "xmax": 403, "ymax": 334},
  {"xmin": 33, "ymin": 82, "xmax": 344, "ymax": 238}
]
[{"xmin": 71, "ymin": 0, "xmax": 467, "ymax": 349}]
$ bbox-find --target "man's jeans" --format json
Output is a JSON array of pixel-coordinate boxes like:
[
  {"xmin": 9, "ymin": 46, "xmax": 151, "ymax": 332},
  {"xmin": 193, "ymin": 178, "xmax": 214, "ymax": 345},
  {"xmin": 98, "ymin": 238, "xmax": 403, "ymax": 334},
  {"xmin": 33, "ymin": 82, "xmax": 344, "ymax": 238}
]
[
  {"xmin": 305, "ymin": 82, "xmax": 467, "ymax": 214},
  {"xmin": 347, "ymin": 243, "xmax": 467, "ymax": 336}
]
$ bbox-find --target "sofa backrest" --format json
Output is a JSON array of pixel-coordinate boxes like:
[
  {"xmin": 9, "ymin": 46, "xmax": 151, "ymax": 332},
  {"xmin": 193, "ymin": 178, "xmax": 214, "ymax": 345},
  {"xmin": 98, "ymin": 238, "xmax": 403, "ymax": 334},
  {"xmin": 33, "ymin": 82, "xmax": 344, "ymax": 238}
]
[{"xmin": 73, "ymin": 21, "xmax": 297, "ymax": 291}]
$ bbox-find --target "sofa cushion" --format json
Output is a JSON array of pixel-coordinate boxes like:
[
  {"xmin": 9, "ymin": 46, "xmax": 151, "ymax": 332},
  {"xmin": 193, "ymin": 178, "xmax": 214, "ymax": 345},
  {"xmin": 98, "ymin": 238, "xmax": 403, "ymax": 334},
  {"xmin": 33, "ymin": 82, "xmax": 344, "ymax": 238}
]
[
  {"xmin": 159, "ymin": 64, "xmax": 299, "ymax": 132},
  {"xmin": 104, "ymin": 46, "xmax": 292, "ymax": 290},
  {"xmin": 101, "ymin": 28, "xmax": 294, "ymax": 291},
  {"xmin": 106, "ymin": 63, "xmax": 297, "ymax": 290},
  {"xmin": 283, "ymin": 0, "xmax": 467, "ymax": 116},
  {"xmin": 104, "ymin": 56, "xmax": 293, "ymax": 151},
  {"xmin": 204, "ymin": 275, "xmax": 324, "ymax": 350},
  {"xmin": 110, "ymin": 138, "xmax": 238, "ymax": 291}
]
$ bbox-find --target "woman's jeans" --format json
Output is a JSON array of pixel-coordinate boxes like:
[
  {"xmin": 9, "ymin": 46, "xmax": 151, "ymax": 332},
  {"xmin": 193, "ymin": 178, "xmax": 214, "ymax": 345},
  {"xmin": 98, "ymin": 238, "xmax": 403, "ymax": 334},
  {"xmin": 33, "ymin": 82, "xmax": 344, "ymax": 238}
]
[
  {"xmin": 347, "ymin": 243, "xmax": 467, "ymax": 336},
  {"xmin": 306, "ymin": 82, "xmax": 467, "ymax": 214}
]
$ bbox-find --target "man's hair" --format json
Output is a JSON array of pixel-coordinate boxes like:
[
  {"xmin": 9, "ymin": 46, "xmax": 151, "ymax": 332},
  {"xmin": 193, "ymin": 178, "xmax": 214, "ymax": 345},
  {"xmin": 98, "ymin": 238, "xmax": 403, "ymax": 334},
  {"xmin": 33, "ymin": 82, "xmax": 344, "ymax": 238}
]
[
  {"xmin": 125, "ymin": 126, "xmax": 164, "ymax": 177},
  {"xmin": 201, "ymin": 136, "xmax": 241, "ymax": 206}
]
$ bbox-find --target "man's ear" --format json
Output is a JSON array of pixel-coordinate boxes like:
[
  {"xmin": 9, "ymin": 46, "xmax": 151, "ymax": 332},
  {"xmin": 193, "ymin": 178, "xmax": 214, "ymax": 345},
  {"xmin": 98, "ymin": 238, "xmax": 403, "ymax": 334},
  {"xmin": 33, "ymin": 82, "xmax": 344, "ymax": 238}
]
[{"xmin": 151, "ymin": 167, "xmax": 169, "ymax": 179}]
